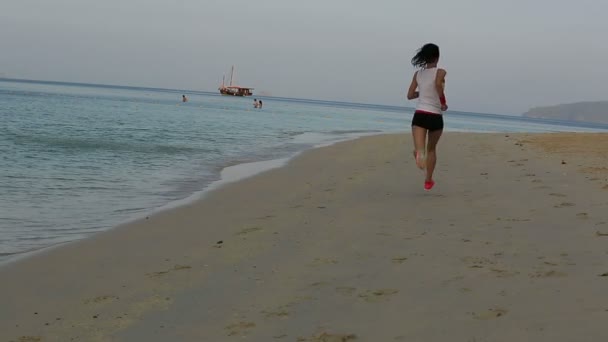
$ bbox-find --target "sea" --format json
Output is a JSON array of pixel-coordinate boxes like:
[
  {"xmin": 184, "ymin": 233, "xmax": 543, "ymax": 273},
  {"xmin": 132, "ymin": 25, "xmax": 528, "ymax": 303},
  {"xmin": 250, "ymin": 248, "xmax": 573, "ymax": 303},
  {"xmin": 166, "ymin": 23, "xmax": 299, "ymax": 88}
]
[{"xmin": 1, "ymin": 78, "xmax": 607, "ymax": 265}]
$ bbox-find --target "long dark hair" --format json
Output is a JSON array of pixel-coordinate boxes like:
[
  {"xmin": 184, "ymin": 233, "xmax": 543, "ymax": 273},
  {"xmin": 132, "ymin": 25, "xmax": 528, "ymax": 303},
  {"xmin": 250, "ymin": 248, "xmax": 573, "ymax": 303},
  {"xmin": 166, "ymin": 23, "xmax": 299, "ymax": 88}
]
[{"xmin": 411, "ymin": 43, "xmax": 440, "ymax": 68}]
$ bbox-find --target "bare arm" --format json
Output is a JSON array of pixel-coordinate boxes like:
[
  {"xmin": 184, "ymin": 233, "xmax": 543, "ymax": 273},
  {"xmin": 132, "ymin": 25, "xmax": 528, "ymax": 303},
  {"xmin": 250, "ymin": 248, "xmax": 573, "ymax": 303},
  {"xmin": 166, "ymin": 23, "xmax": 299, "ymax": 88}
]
[
  {"xmin": 435, "ymin": 69, "xmax": 447, "ymax": 111},
  {"xmin": 407, "ymin": 72, "xmax": 419, "ymax": 100}
]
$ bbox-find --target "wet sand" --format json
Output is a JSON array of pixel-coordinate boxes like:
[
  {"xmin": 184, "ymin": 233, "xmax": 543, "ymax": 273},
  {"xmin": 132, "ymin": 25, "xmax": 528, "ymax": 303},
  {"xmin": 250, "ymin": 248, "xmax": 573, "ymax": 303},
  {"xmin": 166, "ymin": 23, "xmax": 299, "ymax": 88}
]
[{"xmin": 1, "ymin": 132, "xmax": 607, "ymax": 342}]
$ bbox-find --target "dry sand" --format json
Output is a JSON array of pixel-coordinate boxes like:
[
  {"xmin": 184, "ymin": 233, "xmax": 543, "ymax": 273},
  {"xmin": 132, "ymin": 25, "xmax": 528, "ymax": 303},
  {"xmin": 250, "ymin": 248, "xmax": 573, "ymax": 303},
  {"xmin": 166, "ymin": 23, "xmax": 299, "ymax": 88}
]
[{"xmin": 0, "ymin": 132, "xmax": 607, "ymax": 342}]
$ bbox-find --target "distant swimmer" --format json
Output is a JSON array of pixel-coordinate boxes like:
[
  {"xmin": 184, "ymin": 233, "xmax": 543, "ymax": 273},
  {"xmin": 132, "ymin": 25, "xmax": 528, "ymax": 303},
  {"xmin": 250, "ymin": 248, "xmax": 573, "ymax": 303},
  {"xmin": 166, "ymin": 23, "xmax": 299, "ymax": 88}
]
[
  {"xmin": 258, "ymin": 100, "xmax": 263, "ymax": 109},
  {"xmin": 253, "ymin": 99, "xmax": 259, "ymax": 108},
  {"xmin": 182, "ymin": 95, "xmax": 188, "ymax": 102},
  {"xmin": 406, "ymin": 43, "xmax": 448, "ymax": 191}
]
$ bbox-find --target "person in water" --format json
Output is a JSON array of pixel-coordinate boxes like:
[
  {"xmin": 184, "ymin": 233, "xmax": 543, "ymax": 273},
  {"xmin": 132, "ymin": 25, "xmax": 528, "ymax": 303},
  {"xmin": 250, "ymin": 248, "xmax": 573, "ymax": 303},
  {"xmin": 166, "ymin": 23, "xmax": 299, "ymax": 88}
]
[
  {"xmin": 253, "ymin": 99, "xmax": 259, "ymax": 108},
  {"xmin": 258, "ymin": 100, "xmax": 263, "ymax": 109},
  {"xmin": 406, "ymin": 43, "xmax": 448, "ymax": 191},
  {"xmin": 182, "ymin": 95, "xmax": 188, "ymax": 102}
]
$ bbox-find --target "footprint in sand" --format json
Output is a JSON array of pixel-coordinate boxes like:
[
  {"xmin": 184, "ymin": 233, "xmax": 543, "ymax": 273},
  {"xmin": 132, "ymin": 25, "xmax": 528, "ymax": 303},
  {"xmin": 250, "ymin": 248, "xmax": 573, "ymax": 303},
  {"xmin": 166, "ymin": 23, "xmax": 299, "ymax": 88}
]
[
  {"xmin": 530, "ymin": 270, "xmax": 568, "ymax": 278},
  {"xmin": 577, "ymin": 213, "xmax": 589, "ymax": 219},
  {"xmin": 461, "ymin": 256, "xmax": 496, "ymax": 268},
  {"xmin": 358, "ymin": 289, "xmax": 399, "ymax": 302},
  {"xmin": 225, "ymin": 321, "xmax": 256, "ymax": 336},
  {"xmin": 496, "ymin": 217, "xmax": 531, "ymax": 222},
  {"xmin": 442, "ymin": 275, "xmax": 465, "ymax": 286},
  {"xmin": 534, "ymin": 185, "xmax": 552, "ymax": 190},
  {"xmin": 237, "ymin": 227, "xmax": 263, "ymax": 236},
  {"xmin": 310, "ymin": 281, "xmax": 330, "ymax": 288},
  {"xmin": 84, "ymin": 295, "xmax": 120, "ymax": 305},
  {"xmin": 309, "ymin": 258, "xmax": 338, "ymax": 267},
  {"xmin": 554, "ymin": 202, "xmax": 575, "ymax": 208},
  {"xmin": 391, "ymin": 257, "xmax": 408, "ymax": 264},
  {"xmin": 256, "ymin": 215, "xmax": 276, "ymax": 220},
  {"xmin": 490, "ymin": 268, "xmax": 520, "ymax": 278},
  {"xmin": 299, "ymin": 332, "xmax": 357, "ymax": 342},
  {"xmin": 262, "ymin": 309, "xmax": 290, "ymax": 318},
  {"xmin": 146, "ymin": 264, "xmax": 192, "ymax": 278},
  {"xmin": 335, "ymin": 287, "xmax": 357, "ymax": 296},
  {"xmin": 549, "ymin": 193, "xmax": 567, "ymax": 197},
  {"xmin": 472, "ymin": 308, "xmax": 508, "ymax": 320},
  {"xmin": 18, "ymin": 337, "xmax": 42, "ymax": 342}
]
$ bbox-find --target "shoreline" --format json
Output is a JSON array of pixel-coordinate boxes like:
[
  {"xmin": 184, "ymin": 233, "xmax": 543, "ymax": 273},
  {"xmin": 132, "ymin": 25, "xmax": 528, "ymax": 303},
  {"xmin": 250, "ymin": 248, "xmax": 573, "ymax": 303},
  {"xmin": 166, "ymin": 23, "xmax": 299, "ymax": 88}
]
[
  {"xmin": 1, "ymin": 130, "xmax": 604, "ymax": 268},
  {"xmin": 1, "ymin": 132, "xmax": 607, "ymax": 341}
]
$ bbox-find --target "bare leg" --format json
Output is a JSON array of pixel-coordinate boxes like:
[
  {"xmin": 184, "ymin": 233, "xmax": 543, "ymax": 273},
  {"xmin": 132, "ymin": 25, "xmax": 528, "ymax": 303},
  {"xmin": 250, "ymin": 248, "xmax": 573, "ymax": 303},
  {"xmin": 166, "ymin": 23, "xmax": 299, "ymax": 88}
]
[
  {"xmin": 425, "ymin": 129, "xmax": 443, "ymax": 181},
  {"xmin": 411, "ymin": 126, "xmax": 428, "ymax": 169}
]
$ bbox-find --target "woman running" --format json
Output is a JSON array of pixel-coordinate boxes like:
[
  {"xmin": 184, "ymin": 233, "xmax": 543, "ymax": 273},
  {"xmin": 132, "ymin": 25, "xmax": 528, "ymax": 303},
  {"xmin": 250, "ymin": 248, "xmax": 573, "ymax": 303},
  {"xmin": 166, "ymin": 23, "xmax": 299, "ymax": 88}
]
[{"xmin": 406, "ymin": 43, "xmax": 448, "ymax": 191}]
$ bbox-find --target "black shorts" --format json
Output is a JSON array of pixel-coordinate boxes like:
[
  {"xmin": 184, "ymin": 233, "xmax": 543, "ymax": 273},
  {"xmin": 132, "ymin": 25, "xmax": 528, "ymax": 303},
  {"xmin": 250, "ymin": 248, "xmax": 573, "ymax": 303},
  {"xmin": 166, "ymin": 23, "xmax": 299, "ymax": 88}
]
[{"xmin": 411, "ymin": 111, "xmax": 444, "ymax": 131}]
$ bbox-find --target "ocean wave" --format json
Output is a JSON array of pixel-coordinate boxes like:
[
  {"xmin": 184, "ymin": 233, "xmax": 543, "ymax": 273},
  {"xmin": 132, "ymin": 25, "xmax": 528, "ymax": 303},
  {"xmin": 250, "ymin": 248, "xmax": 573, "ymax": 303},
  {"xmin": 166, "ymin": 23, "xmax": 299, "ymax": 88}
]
[{"xmin": 6, "ymin": 132, "xmax": 212, "ymax": 155}]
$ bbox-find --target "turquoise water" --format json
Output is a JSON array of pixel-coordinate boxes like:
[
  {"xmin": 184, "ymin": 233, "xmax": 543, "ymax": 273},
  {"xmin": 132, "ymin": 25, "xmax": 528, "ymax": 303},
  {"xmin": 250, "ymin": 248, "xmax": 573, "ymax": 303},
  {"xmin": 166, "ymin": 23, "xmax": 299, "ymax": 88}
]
[{"xmin": 1, "ymin": 79, "xmax": 606, "ymax": 263}]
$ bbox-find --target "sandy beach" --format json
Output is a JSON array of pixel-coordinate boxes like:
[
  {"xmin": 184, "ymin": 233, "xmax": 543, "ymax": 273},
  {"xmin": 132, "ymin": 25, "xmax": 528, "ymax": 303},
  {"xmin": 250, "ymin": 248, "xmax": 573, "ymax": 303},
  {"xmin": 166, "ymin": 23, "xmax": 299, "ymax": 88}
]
[{"xmin": 1, "ymin": 132, "xmax": 607, "ymax": 342}]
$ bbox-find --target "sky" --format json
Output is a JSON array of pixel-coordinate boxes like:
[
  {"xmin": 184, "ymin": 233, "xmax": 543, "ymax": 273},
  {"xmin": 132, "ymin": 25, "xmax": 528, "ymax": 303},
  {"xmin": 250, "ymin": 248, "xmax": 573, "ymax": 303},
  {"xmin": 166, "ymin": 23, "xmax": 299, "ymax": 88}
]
[{"xmin": 1, "ymin": 0, "xmax": 607, "ymax": 115}]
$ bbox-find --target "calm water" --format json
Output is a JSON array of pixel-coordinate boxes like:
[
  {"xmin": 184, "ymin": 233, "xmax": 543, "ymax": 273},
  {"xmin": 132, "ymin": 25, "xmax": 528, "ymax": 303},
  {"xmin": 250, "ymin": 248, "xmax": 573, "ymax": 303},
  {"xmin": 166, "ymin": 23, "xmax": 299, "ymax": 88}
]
[{"xmin": 1, "ymin": 79, "xmax": 606, "ymax": 264}]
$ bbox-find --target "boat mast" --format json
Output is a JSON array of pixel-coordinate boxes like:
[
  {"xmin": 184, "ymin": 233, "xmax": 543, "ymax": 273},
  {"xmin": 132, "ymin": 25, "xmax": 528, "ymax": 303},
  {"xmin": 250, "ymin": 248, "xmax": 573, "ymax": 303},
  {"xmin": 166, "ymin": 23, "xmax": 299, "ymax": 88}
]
[{"xmin": 229, "ymin": 65, "xmax": 234, "ymax": 87}]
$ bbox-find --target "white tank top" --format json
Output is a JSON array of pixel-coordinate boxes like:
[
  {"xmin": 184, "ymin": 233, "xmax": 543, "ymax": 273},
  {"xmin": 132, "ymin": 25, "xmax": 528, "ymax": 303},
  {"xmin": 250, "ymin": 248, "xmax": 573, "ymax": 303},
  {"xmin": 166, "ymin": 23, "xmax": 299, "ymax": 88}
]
[{"xmin": 416, "ymin": 67, "xmax": 442, "ymax": 114}]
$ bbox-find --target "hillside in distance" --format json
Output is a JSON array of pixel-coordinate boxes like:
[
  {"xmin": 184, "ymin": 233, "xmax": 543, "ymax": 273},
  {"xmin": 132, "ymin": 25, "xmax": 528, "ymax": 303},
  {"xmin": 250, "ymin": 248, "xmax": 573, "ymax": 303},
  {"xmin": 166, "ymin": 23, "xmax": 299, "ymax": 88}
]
[{"xmin": 523, "ymin": 101, "xmax": 608, "ymax": 124}]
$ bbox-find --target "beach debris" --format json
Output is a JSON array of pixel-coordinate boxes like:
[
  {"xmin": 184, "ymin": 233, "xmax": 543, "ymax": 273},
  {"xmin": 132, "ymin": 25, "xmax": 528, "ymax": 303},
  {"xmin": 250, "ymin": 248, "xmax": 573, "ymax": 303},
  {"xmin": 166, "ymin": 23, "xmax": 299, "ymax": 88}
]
[
  {"xmin": 600, "ymin": 272, "xmax": 608, "ymax": 277},
  {"xmin": 596, "ymin": 231, "xmax": 608, "ymax": 237},
  {"xmin": 561, "ymin": 160, "xmax": 567, "ymax": 164}
]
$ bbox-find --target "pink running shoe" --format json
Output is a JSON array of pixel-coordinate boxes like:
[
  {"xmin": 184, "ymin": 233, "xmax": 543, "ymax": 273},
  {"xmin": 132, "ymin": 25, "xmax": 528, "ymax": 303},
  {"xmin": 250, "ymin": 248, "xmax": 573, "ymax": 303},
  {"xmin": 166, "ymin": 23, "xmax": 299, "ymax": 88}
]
[{"xmin": 424, "ymin": 180, "xmax": 435, "ymax": 191}]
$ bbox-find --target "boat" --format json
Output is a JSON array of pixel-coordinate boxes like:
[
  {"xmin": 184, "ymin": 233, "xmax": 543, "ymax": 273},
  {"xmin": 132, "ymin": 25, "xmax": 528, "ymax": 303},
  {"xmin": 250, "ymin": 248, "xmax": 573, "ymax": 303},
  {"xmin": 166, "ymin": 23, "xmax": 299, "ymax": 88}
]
[{"xmin": 218, "ymin": 66, "xmax": 254, "ymax": 96}]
